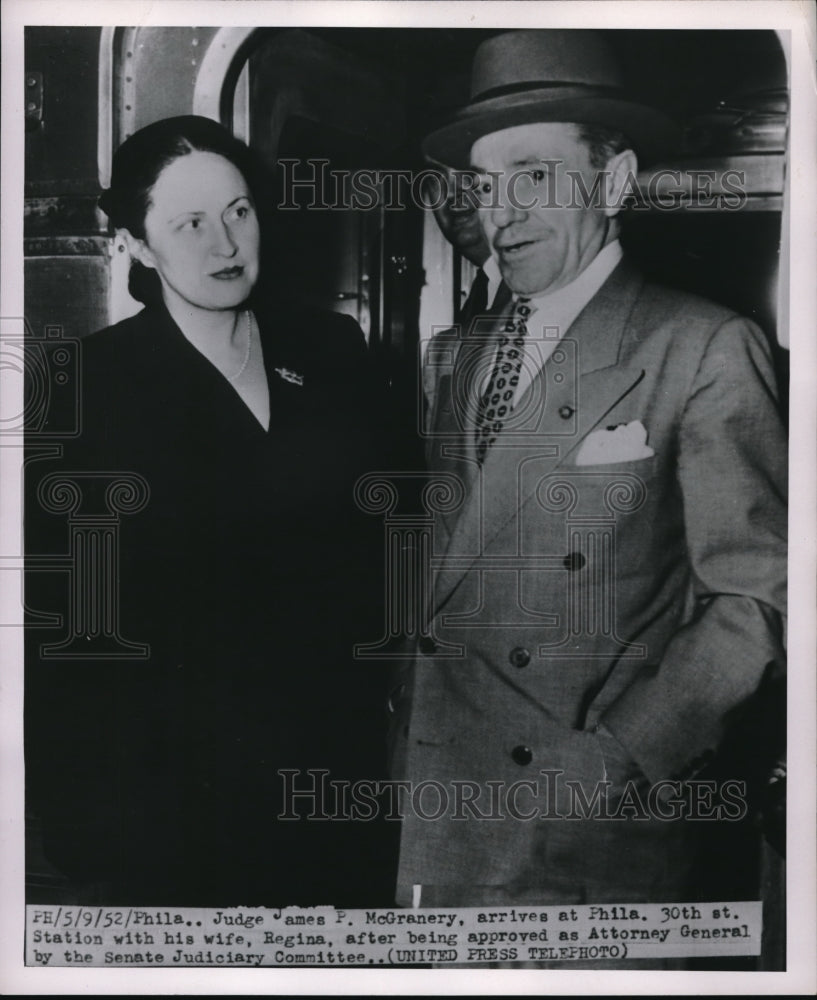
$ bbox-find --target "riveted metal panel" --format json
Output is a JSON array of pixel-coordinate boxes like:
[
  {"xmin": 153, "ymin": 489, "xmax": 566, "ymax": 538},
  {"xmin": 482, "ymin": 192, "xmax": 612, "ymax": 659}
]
[{"xmin": 119, "ymin": 26, "xmax": 222, "ymax": 141}]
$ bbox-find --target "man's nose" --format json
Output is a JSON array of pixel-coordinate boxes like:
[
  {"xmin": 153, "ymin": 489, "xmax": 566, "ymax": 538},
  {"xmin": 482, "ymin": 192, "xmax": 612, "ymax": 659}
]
[
  {"xmin": 490, "ymin": 180, "xmax": 527, "ymax": 228},
  {"xmin": 212, "ymin": 220, "xmax": 238, "ymax": 256}
]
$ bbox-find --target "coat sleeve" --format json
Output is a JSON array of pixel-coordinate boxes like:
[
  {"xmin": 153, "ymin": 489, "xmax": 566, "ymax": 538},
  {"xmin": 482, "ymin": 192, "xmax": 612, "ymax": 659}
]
[{"xmin": 599, "ymin": 316, "xmax": 787, "ymax": 786}]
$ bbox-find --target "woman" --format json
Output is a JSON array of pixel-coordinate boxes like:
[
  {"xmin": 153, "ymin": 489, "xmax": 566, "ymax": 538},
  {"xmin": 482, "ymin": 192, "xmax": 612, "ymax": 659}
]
[{"xmin": 27, "ymin": 117, "xmax": 393, "ymax": 906}]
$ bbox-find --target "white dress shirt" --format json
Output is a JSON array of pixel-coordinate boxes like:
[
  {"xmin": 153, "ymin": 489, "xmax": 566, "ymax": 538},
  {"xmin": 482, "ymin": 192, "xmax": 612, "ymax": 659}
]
[{"xmin": 483, "ymin": 254, "xmax": 503, "ymax": 309}]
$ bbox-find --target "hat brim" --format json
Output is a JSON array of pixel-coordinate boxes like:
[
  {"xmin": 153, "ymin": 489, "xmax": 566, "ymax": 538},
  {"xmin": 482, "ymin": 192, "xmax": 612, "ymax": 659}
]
[{"xmin": 423, "ymin": 89, "xmax": 679, "ymax": 168}]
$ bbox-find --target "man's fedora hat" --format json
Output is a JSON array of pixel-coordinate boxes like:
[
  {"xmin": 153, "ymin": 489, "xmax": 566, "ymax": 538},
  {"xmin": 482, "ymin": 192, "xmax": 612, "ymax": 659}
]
[{"xmin": 424, "ymin": 30, "xmax": 679, "ymax": 167}]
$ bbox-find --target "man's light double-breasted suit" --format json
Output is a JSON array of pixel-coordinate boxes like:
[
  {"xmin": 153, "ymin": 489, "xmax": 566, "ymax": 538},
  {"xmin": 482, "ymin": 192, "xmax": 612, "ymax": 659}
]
[{"xmin": 390, "ymin": 257, "xmax": 787, "ymax": 906}]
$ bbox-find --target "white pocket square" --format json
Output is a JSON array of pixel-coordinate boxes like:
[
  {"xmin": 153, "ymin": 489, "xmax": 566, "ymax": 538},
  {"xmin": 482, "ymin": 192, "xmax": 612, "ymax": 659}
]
[{"xmin": 574, "ymin": 420, "xmax": 655, "ymax": 466}]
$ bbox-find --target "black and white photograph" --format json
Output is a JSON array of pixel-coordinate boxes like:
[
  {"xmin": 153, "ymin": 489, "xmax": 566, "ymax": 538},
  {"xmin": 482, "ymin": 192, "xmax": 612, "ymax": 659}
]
[{"xmin": 2, "ymin": 0, "xmax": 815, "ymax": 993}]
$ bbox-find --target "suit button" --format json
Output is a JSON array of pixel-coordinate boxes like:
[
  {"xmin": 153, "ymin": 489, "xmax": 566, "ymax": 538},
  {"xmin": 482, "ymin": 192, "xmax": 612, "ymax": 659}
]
[
  {"xmin": 511, "ymin": 745, "xmax": 533, "ymax": 766},
  {"xmin": 419, "ymin": 636, "xmax": 437, "ymax": 656},
  {"xmin": 509, "ymin": 646, "xmax": 531, "ymax": 668},
  {"xmin": 558, "ymin": 405, "xmax": 574, "ymax": 419},
  {"xmin": 563, "ymin": 552, "xmax": 586, "ymax": 571}
]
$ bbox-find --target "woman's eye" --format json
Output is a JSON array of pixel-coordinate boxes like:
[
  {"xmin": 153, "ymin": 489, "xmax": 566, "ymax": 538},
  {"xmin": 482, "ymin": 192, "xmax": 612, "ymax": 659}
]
[
  {"xmin": 180, "ymin": 218, "xmax": 201, "ymax": 231},
  {"xmin": 228, "ymin": 203, "xmax": 252, "ymax": 222}
]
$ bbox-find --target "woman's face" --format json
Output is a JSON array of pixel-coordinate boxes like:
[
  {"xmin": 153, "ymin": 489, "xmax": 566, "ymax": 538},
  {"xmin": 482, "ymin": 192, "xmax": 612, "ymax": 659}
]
[{"xmin": 133, "ymin": 150, "xmax": 260, "ymax": 313}]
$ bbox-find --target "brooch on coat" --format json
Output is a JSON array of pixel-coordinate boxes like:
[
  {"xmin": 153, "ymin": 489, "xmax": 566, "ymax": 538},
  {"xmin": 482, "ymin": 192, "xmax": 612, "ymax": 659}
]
[{"xmin": 273, "ymin": 366, "xmax": 304, "ymax": 387}]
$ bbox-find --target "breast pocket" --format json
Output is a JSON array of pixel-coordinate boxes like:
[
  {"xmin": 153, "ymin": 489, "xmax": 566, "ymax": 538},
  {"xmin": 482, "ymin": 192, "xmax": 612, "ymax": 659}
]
[{"xmin": 568, "ymin": 454, "xmax": 657, "ymax": 476}]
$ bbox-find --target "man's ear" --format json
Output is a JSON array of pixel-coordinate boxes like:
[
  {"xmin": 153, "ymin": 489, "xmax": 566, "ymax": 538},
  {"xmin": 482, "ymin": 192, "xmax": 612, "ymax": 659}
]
[
  {"xmin": 120, "ymin": 229, "xmax": 156, "ymax": 270},
  {"xmin": 603, "ymin": 148, "xmax": 639, "ymax": 218}
]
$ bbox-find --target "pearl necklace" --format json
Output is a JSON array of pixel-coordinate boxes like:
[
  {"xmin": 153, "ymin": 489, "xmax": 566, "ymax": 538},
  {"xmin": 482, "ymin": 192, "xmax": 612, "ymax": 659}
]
[{"xmin": 227, "ymin": 310, "xmax": 252, "ymax": 382}]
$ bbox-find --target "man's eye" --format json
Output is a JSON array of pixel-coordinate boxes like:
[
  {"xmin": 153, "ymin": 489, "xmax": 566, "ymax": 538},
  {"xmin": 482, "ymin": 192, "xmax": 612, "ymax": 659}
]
[
  {"xmin": 528, "ymin": 169, "xmax": 546, "ymax": 184},
  {"xmin": 479, "ymin": 181, "xmax": 493, "ymax": 195}
]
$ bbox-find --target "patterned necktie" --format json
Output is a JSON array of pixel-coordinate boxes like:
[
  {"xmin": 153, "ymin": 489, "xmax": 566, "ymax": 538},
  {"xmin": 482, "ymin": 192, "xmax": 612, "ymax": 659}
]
[{"xmin": 474, "ymin": 297, "xmax": 532, "ymax": 464}]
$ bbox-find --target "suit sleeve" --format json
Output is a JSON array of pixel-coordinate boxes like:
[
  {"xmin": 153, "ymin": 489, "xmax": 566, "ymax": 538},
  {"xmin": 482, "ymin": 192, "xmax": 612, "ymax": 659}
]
[{"xmin": 600, "ymin": 316, "xmax": 787, "ymax": 786}]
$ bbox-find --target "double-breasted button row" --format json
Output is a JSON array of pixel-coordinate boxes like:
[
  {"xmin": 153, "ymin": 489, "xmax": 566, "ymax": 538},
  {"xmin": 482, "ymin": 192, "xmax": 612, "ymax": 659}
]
[
  {"xmin": 558, "ymin": 405, "xmax": 574, "ymax": 419},
  {"xmin": 511, "ymin": 745, "xmax": 533, "ymax": 766},
  {"xmin": 563, "ymin": 552, "xmax": 586, "ymax": 571},
  {"xmin": 418, "ymin": 635, "xmax": 437, "ymax": 656}
]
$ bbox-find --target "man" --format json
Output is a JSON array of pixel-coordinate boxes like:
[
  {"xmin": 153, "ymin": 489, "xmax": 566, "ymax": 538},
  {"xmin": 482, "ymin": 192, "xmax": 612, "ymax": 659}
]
[
  {"xmin": 423, "ymin": 162, "xmax": 503, "ymax": 323},
  {"xmin": 389, "ymin": 30, "xmax": 786, "ymax": 914},
  {"xmin": 422, "ymin": 162, "xmax": 508, "ymax": 418},
  {"xmin": 425, "ymin": 164, "xmax": 491, "ymax": 271}
]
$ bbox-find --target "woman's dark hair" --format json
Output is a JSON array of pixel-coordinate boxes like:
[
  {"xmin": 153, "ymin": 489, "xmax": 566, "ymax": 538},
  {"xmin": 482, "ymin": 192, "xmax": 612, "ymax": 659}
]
[{"xmin": 99, "ymin": 116, "xmax": 264, "ymax": 305}]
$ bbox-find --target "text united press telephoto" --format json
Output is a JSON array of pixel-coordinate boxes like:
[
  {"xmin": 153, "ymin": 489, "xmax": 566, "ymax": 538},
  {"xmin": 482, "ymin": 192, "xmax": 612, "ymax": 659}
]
[{"xmin": 22, "ymin": 22, "xmax": 788, "ymax": 972}]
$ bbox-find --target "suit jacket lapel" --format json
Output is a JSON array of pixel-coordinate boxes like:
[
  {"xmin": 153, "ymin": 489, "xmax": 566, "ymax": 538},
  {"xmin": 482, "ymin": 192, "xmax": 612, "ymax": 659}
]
[
  {"xmin": 432, "ymin": 259, "xmax": 647, "ymax": 614},
  {"xmin": 429, "ymin": 292, "xmax": 513, "ymax": 540}
]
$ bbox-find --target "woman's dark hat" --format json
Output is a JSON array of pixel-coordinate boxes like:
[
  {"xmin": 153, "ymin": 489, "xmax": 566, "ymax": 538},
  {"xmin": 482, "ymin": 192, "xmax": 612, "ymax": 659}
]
[{"xmin": 423, "ymin": 30, "xmax": 679, "ymax": 167}]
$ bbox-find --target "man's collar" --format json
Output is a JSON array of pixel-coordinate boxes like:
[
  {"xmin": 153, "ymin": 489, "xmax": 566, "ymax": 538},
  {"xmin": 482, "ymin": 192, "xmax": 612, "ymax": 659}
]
[
  {"xmin": 482, "ymin": 254, "xmax": 503, "ymax": 308},
  {"xmin": 481, "ymin": 239, "xmax": 623, "ymax": 328},
  {"xmin": 521, "ymin": 239, "xmax": 623, "ymax": 313}
]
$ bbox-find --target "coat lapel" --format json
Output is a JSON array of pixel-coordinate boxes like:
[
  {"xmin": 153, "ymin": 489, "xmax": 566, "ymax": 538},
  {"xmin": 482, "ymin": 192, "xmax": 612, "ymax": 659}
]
[
  {"xmin": 428, "ymin": 296, "xmax": 514, "ymax": 542},
  {"xmin": 432, "ymin": 259, "xmax": 647, "ymax": 614}
]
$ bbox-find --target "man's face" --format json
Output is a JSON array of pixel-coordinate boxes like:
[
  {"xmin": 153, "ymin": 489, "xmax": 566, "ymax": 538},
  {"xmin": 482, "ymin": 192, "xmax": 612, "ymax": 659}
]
[
  {"xmin": 424, "ymin": 169, "xmax": 490, "ymax": 267},
  {"xmin": 470, "ymin": 122, "xmax": 611, "ymax": 296}
]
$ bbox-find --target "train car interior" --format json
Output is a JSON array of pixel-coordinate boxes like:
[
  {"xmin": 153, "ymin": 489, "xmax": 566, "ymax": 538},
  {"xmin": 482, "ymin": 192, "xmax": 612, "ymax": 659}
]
[{"xmin": 24, "ymin": 26, "xmax": 788, "ymax": 387}]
